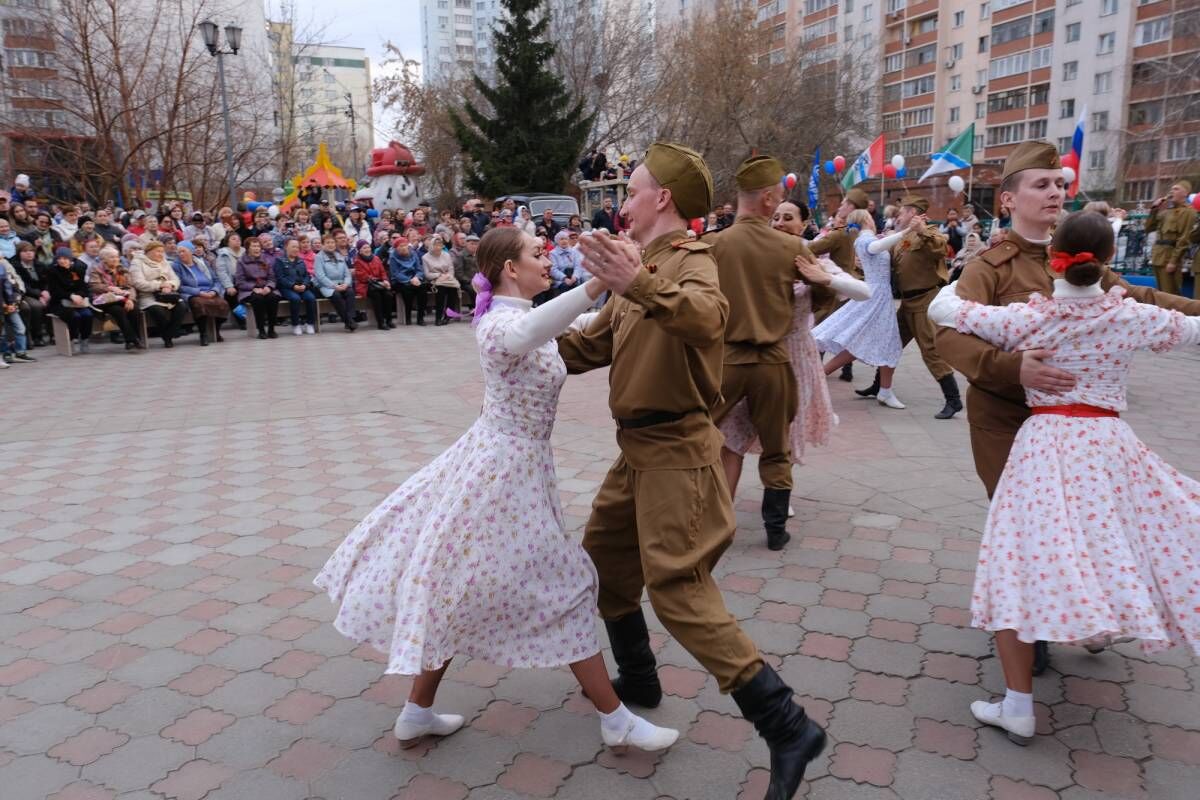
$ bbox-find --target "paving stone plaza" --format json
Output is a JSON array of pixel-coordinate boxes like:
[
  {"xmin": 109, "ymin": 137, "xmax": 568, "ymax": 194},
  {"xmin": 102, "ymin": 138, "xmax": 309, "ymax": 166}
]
[{"xmin": 1, "ymin": 324, "xmax": 1197, "ymax": 799}]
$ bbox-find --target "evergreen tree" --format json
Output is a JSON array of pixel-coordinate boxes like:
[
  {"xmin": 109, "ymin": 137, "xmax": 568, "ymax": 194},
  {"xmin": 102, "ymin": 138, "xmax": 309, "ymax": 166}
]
[{"xmin": 451, "ymin": 0, "xmax": 593, "ymax": 197}]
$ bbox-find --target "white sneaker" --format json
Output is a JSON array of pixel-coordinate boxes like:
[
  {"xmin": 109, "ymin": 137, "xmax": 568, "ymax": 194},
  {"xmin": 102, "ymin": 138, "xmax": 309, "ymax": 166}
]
[
  {"xmin": 292, "ymin": 326, "xmax": 303, "ymax": 336},
  {"xmin": 393, "ymin": 711, "xmax": 464, "ymax": 748},
  {"xmin": 600, "ymin": 714, "xmax": 679, "ymax": 752},
  {"xmin": 304, "ymin": 323, "xmax": 316, "ymax": 335},
  {"xmin": 787, "ymin": 505, "xmax": 795, "ymax": 518},
  {"xmin": 877, "ymin": 389, "xmax": 906, "ymax": 409},
  {"xmin": 970, "ymin": 700, "xmax": 1035, "ymax": 745},
  {"xmin": 0, "ymin": 359, "xmax": 9, "ymax": 369}
]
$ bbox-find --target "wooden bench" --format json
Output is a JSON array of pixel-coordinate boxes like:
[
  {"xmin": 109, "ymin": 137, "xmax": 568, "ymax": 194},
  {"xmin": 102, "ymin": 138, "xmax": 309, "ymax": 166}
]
[{"xmin": 50, "ymin": 305, "xmax": 216, "ymax": 357}]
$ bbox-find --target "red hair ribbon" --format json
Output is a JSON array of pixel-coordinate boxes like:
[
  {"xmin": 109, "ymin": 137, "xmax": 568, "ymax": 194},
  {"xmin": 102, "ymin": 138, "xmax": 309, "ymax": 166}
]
[{"xmin": 1049, "ymin": 250, "xmax": 1095, "ymax": 273}]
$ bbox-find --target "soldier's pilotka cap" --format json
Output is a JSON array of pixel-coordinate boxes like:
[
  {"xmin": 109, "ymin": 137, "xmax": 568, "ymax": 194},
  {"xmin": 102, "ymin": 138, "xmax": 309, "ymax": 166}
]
[
  {"xmin": 844, "ymin": 187, "xmax": 869, "ymax": 209},
  {"xmin": 735, "ymin": 155, "xmax": 785, "ymax": 191},
  {"xmin": 644, "ymin": 142, "xmax": 714, "ymax": 220},
  {"xmin": 1000, "ymin": 141, "xmax": 1061, "ymax": 181},
  {"xmin": 1173, "ymin": 179, "xmax": 1193, "ymax": 193},
  {"xmin": 899, "ymin": 195, "xmax": 929, "ymax": 213}
]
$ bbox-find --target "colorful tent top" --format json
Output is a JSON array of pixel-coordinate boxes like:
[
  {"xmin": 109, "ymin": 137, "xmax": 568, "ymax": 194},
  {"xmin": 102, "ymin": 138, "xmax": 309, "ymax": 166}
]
[{"xmin": 280, "ymin": 143, "xmax": 356, "ymax": 212}]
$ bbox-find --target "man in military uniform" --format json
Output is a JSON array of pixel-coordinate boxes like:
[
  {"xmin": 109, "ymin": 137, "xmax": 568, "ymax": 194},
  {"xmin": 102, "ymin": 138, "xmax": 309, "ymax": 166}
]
[
  {"xmin": 560, "ymin": 143, "xmax": 825, "ymax": 800},
  {"xmin": 936, "ymin": 141, "xmax": 1200, "ymax": 675},
  {"xmin": 707, "ymin": 155, "xmax": 831, "ymax": 551},
  {"xmin": 859, "ymin": 195, "xmax": 962, "ymax": 418},
  {"xmin": 809, "ymin": 187, "xmax": 869, "ymax": 381},
  {"xmin": 1145, "ymin": 180, "xmax": 1197, "ymax": 296}
]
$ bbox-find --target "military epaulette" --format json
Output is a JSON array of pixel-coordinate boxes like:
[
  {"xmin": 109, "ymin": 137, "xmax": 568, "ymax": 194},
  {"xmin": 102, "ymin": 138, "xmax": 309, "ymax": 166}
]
[
  {"xmin": 980, "ymin": 241, "xmax": 1019, "ymax": 267},
  {"xmin": 671, "ymin": 239, "xmax": 711, "ymax": 251}
]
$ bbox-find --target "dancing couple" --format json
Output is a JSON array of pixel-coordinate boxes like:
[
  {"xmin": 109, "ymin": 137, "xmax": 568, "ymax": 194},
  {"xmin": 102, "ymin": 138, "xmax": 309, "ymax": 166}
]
[{"xmin": 317, "ymin": 143, "xmax": 824, "ymax": 800}]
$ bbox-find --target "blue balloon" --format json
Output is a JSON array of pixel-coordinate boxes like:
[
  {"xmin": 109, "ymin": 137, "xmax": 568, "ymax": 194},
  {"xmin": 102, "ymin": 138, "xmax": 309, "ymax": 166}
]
[
  {"xmin": 365, "ymin": 208, "xmax": 379, "ymax": 219},
  {"xmin": 824, "ymin": 160, "xmax": 836, "ymax": 174},
  {"xmin": 246, "ymin": 201, "xmax": 272, "ymax": 212},
  {"xmin": 896, "ymin": 166, "xmax": 907, "ymax": 178}
]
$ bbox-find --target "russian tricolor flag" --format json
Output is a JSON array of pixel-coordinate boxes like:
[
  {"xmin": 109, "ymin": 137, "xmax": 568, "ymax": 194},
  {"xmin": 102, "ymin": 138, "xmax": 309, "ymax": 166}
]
[{"xmin": 1068, "ymin": 104, "xmax": 1086, "ymax": 199}]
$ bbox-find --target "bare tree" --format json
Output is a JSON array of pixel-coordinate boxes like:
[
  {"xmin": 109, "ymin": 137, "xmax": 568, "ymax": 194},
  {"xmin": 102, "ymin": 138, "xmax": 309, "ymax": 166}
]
[
  {"xmin": 1114, "ymin": 49, "xmax": 1200, "ymax": 203},
  {"xmin": 267, "ymin": 0, "xmax": 339, "ymax": 183}
]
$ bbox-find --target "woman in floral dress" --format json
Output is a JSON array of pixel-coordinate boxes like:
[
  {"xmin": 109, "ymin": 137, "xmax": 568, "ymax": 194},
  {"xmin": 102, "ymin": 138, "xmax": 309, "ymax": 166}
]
[
  {"xmin": 928, "ymin": 211, "xmax": 1200, "ymax": 744},
  {"xmin": 718, "ymin": 201, "xmax": 870, "ymax": 500},
  {"xmin": 315, "ymin": 227, "xmax": 678, "ymax": 753}
]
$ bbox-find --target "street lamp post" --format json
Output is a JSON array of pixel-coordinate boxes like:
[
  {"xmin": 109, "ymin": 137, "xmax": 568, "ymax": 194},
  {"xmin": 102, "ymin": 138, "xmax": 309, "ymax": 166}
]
[{"xmin": 199, "ymin": 20, "xmax": 242, "ymax": 205}]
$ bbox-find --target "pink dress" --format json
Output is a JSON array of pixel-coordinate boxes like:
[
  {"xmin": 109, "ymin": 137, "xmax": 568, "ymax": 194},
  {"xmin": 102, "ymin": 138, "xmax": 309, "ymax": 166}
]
[
  {"xmin": 719, "ymin": 282, "xmax": 836, "ymax": 461},
  {"xmin": 946, "ymin": 285, "xmax": 1200, "ymax": 655},
  {"xmin": 314, "ymin": 299, "xmax": 600, "ymax": 674}
]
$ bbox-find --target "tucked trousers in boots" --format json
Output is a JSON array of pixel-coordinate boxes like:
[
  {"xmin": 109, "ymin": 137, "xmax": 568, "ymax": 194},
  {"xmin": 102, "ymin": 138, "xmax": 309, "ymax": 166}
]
[
  {"xmin": 583, "ymin": 455, "xmax": 763, "ymax": 693},
  {"xmin": 711, "ymin": 361, "xmax": 797, "ymax": 490}
]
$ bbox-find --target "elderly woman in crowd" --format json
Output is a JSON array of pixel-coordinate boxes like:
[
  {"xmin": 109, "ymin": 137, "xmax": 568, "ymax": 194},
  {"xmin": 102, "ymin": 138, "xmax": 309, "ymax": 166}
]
[
  {"xmin": 11, "ymin": 241, "xmax": 48, "ymax": 347},
  {"xmin": 388, "ymin": 237, "xmax": 426, "ymax": 326},
  {"xmin": 274, "ymin": 237, "xmax": 319, "ymax": 335},
  {"xmin": 548, "ymin": 230, "xmax": 587, "ymax": 298},
  {"xmin": 0, "ymin": 258, "xmax": 35, "ymax": 364},
  {"xmin": 88, "ymin": 245, "xmax": 144, "ymax": 350},
  {"xmin": 214, "ymin": 232, "xmax": 244, "ymax": 321},
  {"xmin": 515, "ymin": 206, "xmax": 536, "ymax": 235},
  {"xmin": 130, "ymin": 239, "xmax": 187, "ymax": 348},
  {"xmin": 421, "ymin": 234, "xmax": 458, "ymax": 326},
  {"xmin": 175, "ymin": 240, "xmax": 228, "ymax": 345},
  {"xmin": 315, "ymin": 234, "xmax": 358, "ymax": 332},
  {"xmin": 45, "ymin": 247, "xmax": 95, "ymax": 352},
  {"xmin": 136, "ymin": 214, "xmax": 162, "ymax": 245},
  {"xmin": 235, "ymin": 237, "xmax": 280, "ymax": 339},
  {"xmin": 353, "ymin": 240, "xmax": 393, "ymax": 330},
  {"xmin": 297, "ymin": 235, "xmax": 317, "ymax": 275}
]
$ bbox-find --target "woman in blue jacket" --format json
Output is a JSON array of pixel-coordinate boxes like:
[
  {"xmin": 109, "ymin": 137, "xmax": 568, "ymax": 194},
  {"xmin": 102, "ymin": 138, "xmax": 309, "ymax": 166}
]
[
  {"xmin": 387, "ymin": 238, "xmax": 427, "ymax": 326},
  {"xmin": 314, "ymin": 234, "xmax": 358, "ymax": 332},
  {"xmin": 274, "ymin": 238, "xmax": 319, "ymax": 335},
  {"xmin": 175, "ymin": 241, "xmax": 228, "ymax": 345}
]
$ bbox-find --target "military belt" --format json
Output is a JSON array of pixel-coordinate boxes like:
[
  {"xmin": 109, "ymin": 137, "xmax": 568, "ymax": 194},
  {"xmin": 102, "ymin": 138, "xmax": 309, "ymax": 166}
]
[
  {"xmin": 899, "ymin": 286, "xmax": 939, "ymax": 300},
  {"xmin": 1156, "ymin": 239, "xmax": 1177, "ymax": 247},
  {"xmin": 615, "ymin": 409, "xmax": 694, "ymax": 430}
]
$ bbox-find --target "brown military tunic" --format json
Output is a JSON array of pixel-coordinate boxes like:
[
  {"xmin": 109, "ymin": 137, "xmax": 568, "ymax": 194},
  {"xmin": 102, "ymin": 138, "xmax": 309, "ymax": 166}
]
[
  {"xmin": 808, "ymin": 226, "xmax": 863, "ymax": 279},
  {"xmin": 707, "ymin": 216, "xmax": 831, "ymax": 489},
  {"xmin": 892, "ymin": 225, "xmax": 952, "ymax": 381},
  {"xmin": 557, "ymin": 229, "xmax": 762, "ymax": 692},
  {"xmin": 936, "ymin": 229, "xmax": 1200, "ymax": 496},
  {"xmin": 1145, "ymin": 203, "xmax": 1197, "ymax": 296}
]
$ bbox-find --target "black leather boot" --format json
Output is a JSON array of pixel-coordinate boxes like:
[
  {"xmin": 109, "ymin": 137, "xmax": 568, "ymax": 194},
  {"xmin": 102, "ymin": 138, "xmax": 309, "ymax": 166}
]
[
  {"xmin": 855, "ymin": 369, "xmax": 881, "ymax": 398},
  {"xmin": 732, "ymin": 664, "xmax": 826, "ymax": 800},
  {"xmin": 604, "ymin": 610, "xmax": 662, "ymax": 708},
  {"xmin": 762, "ymin": 488, "xmax": 792, "ymax": 551},
  {"xmin": 839, "ymin": 362, "xmax": 853, "ymax": 382},
  {"xmin": 935, "ymin": 374, "xmax": 963, "ymax": 419}
]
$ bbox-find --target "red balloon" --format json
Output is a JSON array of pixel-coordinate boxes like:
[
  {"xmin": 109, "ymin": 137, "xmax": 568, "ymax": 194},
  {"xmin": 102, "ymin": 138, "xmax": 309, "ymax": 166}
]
[
  {"xmin": 785, "ymin": 174, "xmax": 797, "ymax": 189},
  {"xmin": 1192, "ymin": 194, "xmax": 1200, "ymax": 211},
  {"xmin": 833, "ymin": 155, "xmax": 846, "ymax": 172},
  {"xmin": 883, "ymin": 164, "xmax": 898, "ymax": 179},
  {"xmin": 1061, "ymin": 152, "xmax": 1078, "ymax": 170}
]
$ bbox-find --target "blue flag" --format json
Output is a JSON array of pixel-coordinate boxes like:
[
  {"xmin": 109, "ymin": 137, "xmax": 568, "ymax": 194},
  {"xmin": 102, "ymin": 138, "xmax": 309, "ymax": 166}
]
[{"xmin": 807, "ymin": 146, "xmax": 820, "ymax": 216}]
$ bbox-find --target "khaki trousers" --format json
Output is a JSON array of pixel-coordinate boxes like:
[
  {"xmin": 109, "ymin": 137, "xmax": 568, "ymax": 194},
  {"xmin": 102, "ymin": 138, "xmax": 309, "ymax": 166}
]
[
  {"xmin": 897, "ymin": 288, "xmax": 953, "ymax": 382},
  {"xmin": 583, "ymin": 456, "xmax": 763, "ymax": 692},
  {"xmin": 1153, "ymin": 264, "xmax": 1184, "ymax": 296},
  {"xmin": 965, "ymin": 385, "xmax": 1031, "ymax": 498},
  {"xmin": 711, "ymin": 362, "xmax": 797, "ymax": 489}
]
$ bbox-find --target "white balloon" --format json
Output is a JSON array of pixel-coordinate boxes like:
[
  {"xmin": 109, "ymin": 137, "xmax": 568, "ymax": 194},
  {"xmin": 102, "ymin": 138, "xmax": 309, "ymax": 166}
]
[
  {"xmin": 1190, "ymin": 193, "xmax": 1197, "ymax": 204},
  {"xmin": 267, "ymin": 204, "xmax": 280, "ymax": 219},
  {"xmin": 948, "ymin": 175, "xmax": 965, "ymax": 193},
  {"xmin": 1062, "ymin": 167, "xmax": 1076, "ymax": 186},
  {"xmin": 891, "ymin": 154, "xmax": 906, "ymax": 170}
]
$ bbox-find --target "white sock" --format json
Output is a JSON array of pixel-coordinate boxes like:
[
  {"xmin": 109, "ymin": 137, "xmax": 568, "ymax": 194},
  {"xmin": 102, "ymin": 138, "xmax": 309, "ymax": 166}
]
[
  {"xmin": 599, "ymin": 702, "xmax": 635, "ymax": 732},
  {"xmin": 400, "ymin": 701, "xmax": 434, "ymax": 725},
  {"xmin": 1003, "ymin": 688, "xmax": 1033, "ymax": 718}
]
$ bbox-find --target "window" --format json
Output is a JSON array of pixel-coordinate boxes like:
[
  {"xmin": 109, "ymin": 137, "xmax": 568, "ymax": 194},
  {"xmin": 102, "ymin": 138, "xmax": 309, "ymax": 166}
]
[
  {"xmin": 914, "ymin": 15, "xmax": 937, "ymax": 34},
  {"xmin": 1032, "ymin": 46, "xmax": 1052, "ymax": 69},
  {"xmin": 1089, "ymin": 151, "xmax": 1107, "ymax": 170},
  {"xmin": 950, "ymin": 74, "xmax": 962, "ymax": 91},
  {"xmin": 1091, "ymin": 71, "xmax": 1111, "ymax": 94},
  {"xmin": 4, "ymin": 48, "xmax": 53, "ymax": 67},
  {"xmin": 976, "ymin": 69, "xmax": 988, "ymax": 86},
  {"xmin": 992, "ymin": 0, "xmax": 1027, "ymax": 9},
  {"xmin": 987, "ymin": 122, "xmax": 1026, "ymax": 146},
  {"xmin": 863, "ymin": 3, "xmax": 873, "ymax": 21},
  {"xmin": 1034, "ymin": 10, "xmax": 1054, "ymax": 35},
  {"xmin": 1135, "ymin": 17, "xmax": 1171, "ymax": 45},
  {"xmin": 1091, "ymin": 111, "xmax": 1109, "ymax": 131},
  {"xmin": 950, "ymin": 43, "xmax": 963, "ymax": 59},
  {"xmin": 882, "ymin": 112, "xmax": 902, "ymax": 130},
  {"xmin": 989, "ymin": 47, "xmax": 1049, "ymax": 79},
  {"xmin": 1101, "ymin": 0, "xmax": 1118, "ymax": 15},
  {"xmin": 1060, "ymin": 99, "xmax": 1075, "ymax": 118},
  {"xmin": 1129, "ymin": 141, "xmax": 1159, "ymax": 164},
  {"xmin": 902, "ymin": 75, "xmax": 936, "ymax": 97},
  {"xmin": 804, "ymin": 0, "xmax": 833, "ymax": 11},
  {"xmin": 1179, "ymin": 9, "xmax": 1200, "ymax": 38},
  {"xmin": 885, "ymin": 0, "xmax": 904, "ymax": 12},
  {"xmin": 903, "ymin": 107, "xmax": 934, "ymax": 126},
  {"xmin": 1058, "ymin": 137, "xmax": 1072, "ymax": 152},
  {"xmin": 1028, "ymin": 119, "xmax": 1047, "ymax": 138},
  {"xmin": 906, "ymin": 44, "xmax": 937, "ymax": 67},
  {"xmin": 978, "ymin": 35, "xmax": 988, "ymax": 52},
  {"xmin": 437, "ymin": 0, "xmax": 447, "ymax": 7},
  {"xmin": 954, "ymin": 10, "xmax": 964, "ymax": 26},
  {"xmin": 980, "ymin": 1, "xmax": 989, "ymax": 18},
  {"xmin": 1129, "ymin": 100, "xmax": 1163, "ymax": 125},
  {"xmin": 1029, "ymin": 83, "xmax": 1049, "ymax": 105},
  {"xmin": 454, "ymin": 13, "xmax": 471, "ymax": 23},
  {"xmin": 756, "ymin": 0, "xmax": 782, "ymax": 21},
  {"xmin": 988, "ymin": 87, "xmax": 1027, "ymax": 113},
  {"xmin": 1132, "ymin": 59, "xmax": 1168, "ymax": 82},
  {"xmin": 1065, "ymin": 0, "xmax": 1080, "ymax": 5},
  {"xmin": 846, "ymin": 0, "xmax": 854, "ymax": 10},
  {"xmin": 895, "ymin": 137, "xmax": 933, "ymax": 157},
  {"xmin": 976, "ymin": 102, "xmax": 986, "ymax": 118},
  {"xmin": 1097, "ymin": 32, "xmax": 1116, "ymax": 54},
  {"xmin": 974, "ymin": 134, "xmax": 985, "ymax": 152},
  {"xmin": 884, "ymin": 53, "xmax": 903, "ymax": 72},
  {"xmin": 991, "ymin": 16, "xmax": 1030, "ymax": 46},
  {"xmin": 1065, "ymin": 22, "xmax": 1081, "ymax": 42},
  {"xmin": 845, "ymin": 24, "xmax": 854, "ymax": 39},
  {"xmin": 438, "ymin": 15, "xmax": 448, "ymax": 26},
  {"xmin": 1123, "ymin": 180, "xmax": 1156, "ymax": 202},
  {"xmin": 949, "ymin": 106, "xmax": 960, "ymax": 122},
  {"xmin": 1166, "ymin": 135, "xmax": 1200, "ymax": 161}
]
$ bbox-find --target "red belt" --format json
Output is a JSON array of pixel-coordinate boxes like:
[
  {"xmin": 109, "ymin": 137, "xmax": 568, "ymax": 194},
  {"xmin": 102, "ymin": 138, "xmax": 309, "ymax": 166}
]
[{"xmin": 1030, "ymin": 404, "xmax": 1119, "ymax": 418}]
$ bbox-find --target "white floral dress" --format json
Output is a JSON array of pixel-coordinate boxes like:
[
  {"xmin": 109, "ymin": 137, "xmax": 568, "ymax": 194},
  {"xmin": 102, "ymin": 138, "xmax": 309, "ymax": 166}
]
[
  {"xmin": 315, "ymin": 296, "xmax": 601, "ymax": 674},
  {"xmin": 938, "ymin": 283, "xmax": 1200, "ymax": 655}
]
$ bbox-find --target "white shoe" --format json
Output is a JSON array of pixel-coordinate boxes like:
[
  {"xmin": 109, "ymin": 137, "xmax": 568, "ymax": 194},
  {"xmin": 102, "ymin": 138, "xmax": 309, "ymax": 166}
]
[
  {"xmin": 970, "ymin": 700, "xmax": 1035, "ymax": 745},
  {"xmin": 292, "ymin": 326, "xmax": 303, "ymax": 336},
  {"xmin": 601, "ymin": 714, "xmax": 679, "ymax": 752},
  {"xmin": 1083, "ymin": 633, "xmax": 1136, "ymax": 654},
  {"xmin": 393, "ymin": 711, "xmax": 464, "ymax": 748},
  {"xmin": 304, "ymin": 323, "xmax": 316, "ymax": 335},
  {"xmin": 787, "ymin": 505, "xmax": 795, "ymax": 518},
  {"xmin": 877, "ymin": 389, "xmax": 906, "ymax": 409}
]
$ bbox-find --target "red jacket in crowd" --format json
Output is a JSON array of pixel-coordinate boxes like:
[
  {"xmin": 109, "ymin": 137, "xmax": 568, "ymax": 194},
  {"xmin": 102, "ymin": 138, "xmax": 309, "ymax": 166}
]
[{"xmin": 354, "ymin": 254, "xmax": 388, "ymax": 299}]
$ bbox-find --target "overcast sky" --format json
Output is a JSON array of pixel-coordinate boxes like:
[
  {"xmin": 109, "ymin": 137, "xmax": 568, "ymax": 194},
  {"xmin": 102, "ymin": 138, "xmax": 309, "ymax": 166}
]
[{"xmin": 285, "ymin": 0, "xmax": 424, "ymax": 146}]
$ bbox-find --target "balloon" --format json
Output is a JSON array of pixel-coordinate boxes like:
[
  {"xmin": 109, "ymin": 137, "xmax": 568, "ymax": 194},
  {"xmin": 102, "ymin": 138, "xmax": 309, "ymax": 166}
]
[
  {"xmin": 1190, "ymin": 194, "xmax": 1197, "ymax": 204},
  {"xmin": 824, "ymin": 160, "xmax": 836, "ymax": 174},
  {"xmin": 891, "ymin": 154, "xmax": 906, "ymax": 170},
  {"xmin": 267, "ymin": 204, "xmax": 280, "ymax": 219},
  {"xmin": 1192, "ymin": 193, "xmax": 1200, "ymax": 211},
  {"xmin": 1061, "ymin": 152, "xmax": 1079, "ymax": 170},
  {"xmin": 366, "ymin": 208, "xmax": 380, "ymax": 219},
  {"xmin": 833, "ymin": 155, "xmax": 846, "ymax": 172},
  {"xmin": 781, "ymin": 175, "xmax": 789, "ymax": 188},
  {"xmin": 785, "ymin": 173, "xmax": 798, "ymax": 189},
  {"xmin": 948, "ymin": 175, "xmax": 965, "ymax": 193},
  {"xmin": 242, "ymin": 191, "xmax": 256, "ymax": 202},
  {"xmin": 1061, "ymin": 167, "xmax": 1076, "ymax": 186},
  {"xmin": 896, "ymin": 166, "xmax": 907, "ymax": 179},
  {"xmin": 271, "ymin": 187, "xmax": 286, "ymax": 203},
  {"xmin": 883, "ymin": 164, "xmax": 897, "ymax": 179}
]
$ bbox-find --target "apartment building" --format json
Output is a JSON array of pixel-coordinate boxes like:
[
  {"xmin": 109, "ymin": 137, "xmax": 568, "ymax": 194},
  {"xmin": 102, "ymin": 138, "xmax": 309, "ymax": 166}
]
[{"xmin": 421, "ymin": 0, "xmax": 504, "ymax": 84}]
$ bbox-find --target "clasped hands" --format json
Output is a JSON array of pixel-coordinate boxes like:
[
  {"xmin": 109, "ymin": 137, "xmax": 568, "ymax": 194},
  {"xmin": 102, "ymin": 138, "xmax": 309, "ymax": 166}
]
[{"xmin": 578, "ymin": 230, "xmax": 639, "ymax": 297}]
